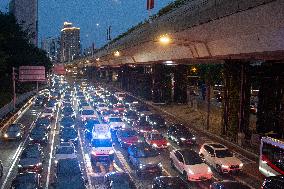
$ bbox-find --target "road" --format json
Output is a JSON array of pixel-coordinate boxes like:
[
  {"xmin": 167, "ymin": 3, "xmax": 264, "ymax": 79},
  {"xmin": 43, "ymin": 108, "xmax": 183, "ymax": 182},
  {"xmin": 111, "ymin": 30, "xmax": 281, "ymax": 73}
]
[{"xmin": 0, "ymin": 75, "xmax": 263, "ymax": 189}]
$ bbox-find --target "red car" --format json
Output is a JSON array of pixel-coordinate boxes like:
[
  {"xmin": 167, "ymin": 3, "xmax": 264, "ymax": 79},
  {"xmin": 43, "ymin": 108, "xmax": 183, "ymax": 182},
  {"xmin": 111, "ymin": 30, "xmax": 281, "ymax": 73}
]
[
  {"xmin": 145, "ymin": 131, "xmax": 169, "ymax": 149},
  {"xmin": 133, "ymin": 119, "xmax": 153, "ymax": 133},
  {"xmin": 116, "ymin": 128, "xmax": 139, "ymax": 148},
  {"xmin": 112, "ymin": 104, "xmax": 126, "ymax": 114}
]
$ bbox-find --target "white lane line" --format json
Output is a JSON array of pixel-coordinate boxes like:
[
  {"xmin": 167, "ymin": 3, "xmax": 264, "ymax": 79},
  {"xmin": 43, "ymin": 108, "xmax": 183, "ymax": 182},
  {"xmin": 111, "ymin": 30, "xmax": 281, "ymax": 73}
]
[
  {"xmin": 78, "ymin": 130, "xmax": 92, "ymax": 189},
  {"xmin": 45, "ymin": 105, "xmax": 60, "ymax": 189},
  {"xmin": 232, "ymin": 175, "xmax": 256, "ymax": 189},
  {"xmin": 113, "ymin": 162, "xmax": 123, "ymax": 172}
]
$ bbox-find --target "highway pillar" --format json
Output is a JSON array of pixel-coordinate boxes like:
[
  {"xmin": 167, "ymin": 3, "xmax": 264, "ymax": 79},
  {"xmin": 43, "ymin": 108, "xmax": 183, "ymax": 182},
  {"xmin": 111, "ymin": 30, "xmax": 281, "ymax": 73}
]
[{"xmin": 174, "ymin": 64, "xmax": 188, "ymax": 103}]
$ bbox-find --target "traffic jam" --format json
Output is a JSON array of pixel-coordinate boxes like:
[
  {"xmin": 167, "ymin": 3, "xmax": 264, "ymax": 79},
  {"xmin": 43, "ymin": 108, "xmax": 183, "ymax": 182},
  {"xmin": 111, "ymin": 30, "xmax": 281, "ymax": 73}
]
[{"xmin": 0, "ymin": 75, "xmax": 268, "ymax": 189}]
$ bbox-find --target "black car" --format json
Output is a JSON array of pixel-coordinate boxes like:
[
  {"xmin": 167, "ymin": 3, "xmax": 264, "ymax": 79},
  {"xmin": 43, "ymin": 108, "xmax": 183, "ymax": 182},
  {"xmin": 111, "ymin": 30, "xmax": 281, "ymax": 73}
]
[
  {"xmin": 52, "ymin": 159, "xmax": 86, "ymax": 189},
  {"xmin": 123, "ymin": 110, "xmax": 139, "ymax": 125},
  {"xmin": 104, "ymin": 172, "xmax": 136, "ymax": 189},
  {"xmin": 60, "ymin": 127, "xmax": 78, "ymax": 145},
  {"xmin": 167, "ymin": 124, "xmax": 196, "ymax": 146},
  {"xmin": 262, "ymin": 176, "xmax": 284, "ymax": 189},
  {"xmin": 127, "ymin": 142, "xmax": 162, "ymax": 177},
  {"xmin": 152, "ymin": 176, "xmax": 189, "ymax": 189},
  {"xmin": 18, "ymin": 144, "xmax": 44, "ymax": 173},
  {"xmin": 35, "ymin": 117, "xmax": 51, "ymax": 130},
  {"xmin": 61, "ymin": 107, "xmax": 76, "ymax": 118},
  {"xmin": 29, "ymin": 126, "xmax": 49, "ymax": 144},
  {"xmin": 59, "ymin": 116, "xmax": 75, "ymax": 129},
  {"xmin": 123, "ymin": 95, "xmax": 138, "ymax": 104},
  {"xmin": 147, "ymin": 114, "xmax": 167, "ymax": 129},
  {"xmin": 10, "ymin": 172, "xmax": 42, "ymax": 189}
]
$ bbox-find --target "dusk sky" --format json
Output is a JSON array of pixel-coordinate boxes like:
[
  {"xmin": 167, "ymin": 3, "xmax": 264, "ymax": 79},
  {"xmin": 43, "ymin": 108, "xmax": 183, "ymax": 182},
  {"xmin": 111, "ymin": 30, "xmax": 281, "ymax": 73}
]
[{"xmin": 0, "ymin": 0, "xmax": 174, "ymax": 49}]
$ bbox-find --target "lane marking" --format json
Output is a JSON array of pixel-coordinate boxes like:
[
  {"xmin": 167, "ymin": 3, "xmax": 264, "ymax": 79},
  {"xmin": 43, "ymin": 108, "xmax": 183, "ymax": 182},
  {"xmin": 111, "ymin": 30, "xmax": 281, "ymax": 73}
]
[
  {"xmin": 45, "ymin": 104, "xmax": 60, "ymax": 189},
  {"xmin": 113, "ymin": 162, "xmax": 123, "ymax": 172},
  {"xmin": 232, "ymin": 175, "xmax": 256, "ymax": 189}
]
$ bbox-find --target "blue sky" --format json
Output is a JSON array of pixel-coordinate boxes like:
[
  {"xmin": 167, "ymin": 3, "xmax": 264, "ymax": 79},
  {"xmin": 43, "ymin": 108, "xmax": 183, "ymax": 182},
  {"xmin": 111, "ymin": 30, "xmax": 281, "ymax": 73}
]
[{"xmin": 0, "ymin": 0, "xmax": 174, "ymax": 48}]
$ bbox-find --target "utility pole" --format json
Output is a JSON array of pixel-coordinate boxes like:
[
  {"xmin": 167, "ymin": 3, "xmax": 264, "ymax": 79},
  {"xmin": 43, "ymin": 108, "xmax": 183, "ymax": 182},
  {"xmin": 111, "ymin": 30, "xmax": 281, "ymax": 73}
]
[{"xmin": 12, "ymin": 67, "xmax": 16, "ymax": 111}]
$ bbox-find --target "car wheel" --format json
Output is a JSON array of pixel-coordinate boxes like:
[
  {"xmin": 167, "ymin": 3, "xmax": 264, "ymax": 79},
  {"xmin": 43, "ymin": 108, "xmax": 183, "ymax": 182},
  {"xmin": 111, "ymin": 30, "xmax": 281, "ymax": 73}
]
[
  {"xmin": 170, "ymin": 159, "xmax": 175, "ymax": 169},
  {"xmin": 183, "ymin": 171, "xmax": 188, "ymax": 180},
  {"xmin": 216, "ymin": 164, "xmax": 223, "ymax": 174}
]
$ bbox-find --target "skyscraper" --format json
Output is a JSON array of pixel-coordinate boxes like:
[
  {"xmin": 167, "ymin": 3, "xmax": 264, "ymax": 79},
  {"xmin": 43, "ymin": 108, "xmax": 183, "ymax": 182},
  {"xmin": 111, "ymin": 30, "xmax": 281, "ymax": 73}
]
[
  {"xmin": 9, "ymin": 0, "xmax": 38, "ymax": 46},
  {"xmin": 60, "ymin": 22, "xmax": 81, "ymax": 63},
  {"xmin": 41, "ymin": 37, "xmax": 60, "ymax": 63}
]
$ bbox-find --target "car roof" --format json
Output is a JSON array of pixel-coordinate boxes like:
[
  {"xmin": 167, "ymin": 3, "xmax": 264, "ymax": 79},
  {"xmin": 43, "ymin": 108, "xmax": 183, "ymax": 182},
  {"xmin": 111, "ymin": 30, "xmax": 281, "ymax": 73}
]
[{"xmin": 204, "ymin": 143, "xmax": 227, "ymax": 150}]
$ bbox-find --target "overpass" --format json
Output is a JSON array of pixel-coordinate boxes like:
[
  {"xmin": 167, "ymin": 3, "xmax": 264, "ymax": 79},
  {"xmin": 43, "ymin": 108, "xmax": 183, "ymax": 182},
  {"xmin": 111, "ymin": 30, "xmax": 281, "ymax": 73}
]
[{"xmin": 73, "ymin": 0, "xmax": 284, "ymax": 142}]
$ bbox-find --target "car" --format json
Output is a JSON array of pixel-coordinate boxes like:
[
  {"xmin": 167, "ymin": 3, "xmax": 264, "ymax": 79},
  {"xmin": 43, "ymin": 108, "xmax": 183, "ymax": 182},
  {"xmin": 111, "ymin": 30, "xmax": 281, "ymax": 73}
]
[
  {"xmin": 81, "ymin": 108, "xmax": 96, "ymax": 122},
  {"xmin": 29, "ymin": 126, "xmax": 49, "ymax": 144},
  {"xmin": 147, "ymin": 114, "xmax": 167, "ymax": 129},
  {"xmin": 10, "ymin": 172, "xmax": 42, "ymax": 189},
  {"xmin": 61, "ymin": 107, "xmax": 76, "ymax": 119},
  {"xmin": 152, "ymin": 176, "xmax": 189, "ymax": 189},
  {"xmin": 145, "ymin": 131, "xmax": 169, "ymax": 149},
  {"xmin": 135, "ymin": 104, "xmax": 152, "ymax": 117},
  {"xmin": 100, "ymin": 109, "xmax": 117, "ymax": 123},
  {"xmin": 59, "ymin": 116, "xmax": 75, "ymax": 129},
  {"xmin": 107, "ymin": 117, "xmax": 126, "ymax": 131},
  {"xmin": 117, "ymin": 128, "xmax": 140, "ymax": 148},
  {"xmin": 170, "ymin": 149, "xmax": 212, "ymax": 181},
  {"xmin": 0, "ymin": 160, "xmax": 3, "ymax": 178},
  {"xmin": 53, "ymin": 159, "xmax": 87, "ymax": 189},
  {"xmin": 35, "ymin": 117, "xmax": 51, "ymax": 130},
  {"xmin": 132, "ymin": 118, "xmax": 153, "ymax": 134},
  {"xmin": 2, "ymin": 123, "xmax": 24, "ymax": 140},
  {"xmin": 127, "ymin": 142, "xmax": 162, "ymax": 177},
  {"xmin": 104, "ymin": 172, "xmax": 136, "ymax": 189},
  {"xmin": 261, "ymin": 175, "xmax": 284, "ymax": 189},
  {"xmin": 18, "ymin": 144, "xmax": 44, "ymax": 173},
  {"xmin": 55, "ymin": 144, "xmax": 77, "ymax": 163},
  {"xmin": 115, "ymin": 92, "xmax": 126, "ymax": 101},
  {"xmin": 112, "ymin": 103, "xmax": 126, "ymax": 113},
  {"xmin": 210, "ymin": 180, "xmax": 251, "ymax": 189},
  {"xmin": 123, "ymin": 95, "xmax": 138, "ymax": 105},
  {"xmin": 96, "ymin": 103, "xmax": 108, "ymax": 112},
  {"xmin": 62, "ymin": 101, "xmax": 73, "ymax": 108},
  {"xmin": 45, "ymin": 99, "xmax": 57, "ymax": 111},
  {"xmin": 167, "ymin": 124, "xmax": 196, "ymax": 146},
  {"xmin": 123, "ymin": 110, "xmax": 139, "ymax": 123},
  {"xmin": 41, "ymin": 108, "xmax": 54, "ymax": 119},
  {"xmin": 199, "ymin": 142, "xmax": 243, "ymax": 174},
  {"xmin": 33, "ymin": 99, "xmax": 44, "ymax": 107},
  {"xmin": 60, "ymin": 127, "xmax": 78, "ymax": 145}
]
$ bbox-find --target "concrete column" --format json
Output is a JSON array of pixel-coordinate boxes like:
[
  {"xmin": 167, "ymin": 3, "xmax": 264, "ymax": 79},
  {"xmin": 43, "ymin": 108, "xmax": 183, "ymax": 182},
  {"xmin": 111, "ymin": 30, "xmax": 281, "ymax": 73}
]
[
  {"xmin": 174, "ymin": 64, "xmax": 188, "ymax": 103},
  {"xmin": 120, "ymin": 65, "xmax": 130, "ymax": 91}
]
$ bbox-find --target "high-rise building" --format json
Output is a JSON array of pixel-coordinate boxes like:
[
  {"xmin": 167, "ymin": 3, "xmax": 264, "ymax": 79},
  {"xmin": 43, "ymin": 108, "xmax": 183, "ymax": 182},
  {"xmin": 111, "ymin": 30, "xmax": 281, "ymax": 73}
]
[
  {"xmin": 60, "ymin": 22, "xmax": 81, "ymax": 63},
  {"xmin": 9, "ymin": 0, "xmax": 38, "ymax": 46},
  {"xmin": 41, "ymin": 37, "xmax": 60, "ymax": 63}
]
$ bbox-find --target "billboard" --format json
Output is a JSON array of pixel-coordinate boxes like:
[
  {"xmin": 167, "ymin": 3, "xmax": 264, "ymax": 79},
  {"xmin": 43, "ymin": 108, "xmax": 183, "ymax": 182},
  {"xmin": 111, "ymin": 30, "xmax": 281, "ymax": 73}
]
[
  {"xmin": 53, "ymin": 64, "xmax": 66, "ymax": 75},
  {"xmin": 19, "ymin": 66, "xmax": 46, "ymax": 82}
]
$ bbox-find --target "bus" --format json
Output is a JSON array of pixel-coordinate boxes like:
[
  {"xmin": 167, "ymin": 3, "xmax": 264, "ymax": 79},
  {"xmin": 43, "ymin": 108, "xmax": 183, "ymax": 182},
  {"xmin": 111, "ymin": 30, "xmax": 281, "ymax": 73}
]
[{"xmin": 259, "ymin": 137, "xmax": 284, "ymax": 177}]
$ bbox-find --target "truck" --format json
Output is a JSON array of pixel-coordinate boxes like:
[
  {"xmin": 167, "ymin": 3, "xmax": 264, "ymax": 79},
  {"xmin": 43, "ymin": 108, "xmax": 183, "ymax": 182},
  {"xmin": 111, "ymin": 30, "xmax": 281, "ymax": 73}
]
[{"xmin": 90, "ymin": 124, "xmax": 114, "ymax": 163}]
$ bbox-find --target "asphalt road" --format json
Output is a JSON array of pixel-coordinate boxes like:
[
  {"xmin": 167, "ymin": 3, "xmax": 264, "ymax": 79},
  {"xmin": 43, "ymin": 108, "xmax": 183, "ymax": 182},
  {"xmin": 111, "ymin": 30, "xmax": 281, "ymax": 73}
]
[{"xmin": 0, "ymin": 77, "xmax": 262, "ymax": 189}]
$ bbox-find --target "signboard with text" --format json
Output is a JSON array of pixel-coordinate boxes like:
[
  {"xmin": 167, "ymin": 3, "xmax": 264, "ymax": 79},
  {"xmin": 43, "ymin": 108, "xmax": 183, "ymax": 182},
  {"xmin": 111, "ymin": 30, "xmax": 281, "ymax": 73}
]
[{"xmin": 19, "ymin": 66, "xmax": 46, "ymax": 82}]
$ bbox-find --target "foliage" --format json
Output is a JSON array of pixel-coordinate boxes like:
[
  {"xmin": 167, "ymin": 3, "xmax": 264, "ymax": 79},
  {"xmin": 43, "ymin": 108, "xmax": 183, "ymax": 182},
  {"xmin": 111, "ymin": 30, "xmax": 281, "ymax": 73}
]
[{"xmin": 0, "ymin": 12, "xmax": 51, "ymax": 107}]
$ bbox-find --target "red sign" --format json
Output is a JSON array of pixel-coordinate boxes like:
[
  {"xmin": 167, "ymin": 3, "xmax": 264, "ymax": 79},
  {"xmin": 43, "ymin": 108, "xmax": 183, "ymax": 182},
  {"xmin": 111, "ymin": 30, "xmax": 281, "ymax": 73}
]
[
  {"xmin": 19, "ymin": 66, "xmax": 46, "ymax": 82},
  {"xmin": 147, "ymin": 0, "xmax": 154, "ymax": 10},
  {"xmin": 53, "ymin": 64, "xmax": 66, "ymax": 75}
]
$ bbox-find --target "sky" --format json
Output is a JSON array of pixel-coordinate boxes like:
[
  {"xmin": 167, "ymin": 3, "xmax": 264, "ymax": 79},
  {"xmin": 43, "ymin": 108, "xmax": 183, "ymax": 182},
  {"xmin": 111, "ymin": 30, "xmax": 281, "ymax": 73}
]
[{"xmin": 0, "ymin": 0, "xmax": 174, "ymax": 49}]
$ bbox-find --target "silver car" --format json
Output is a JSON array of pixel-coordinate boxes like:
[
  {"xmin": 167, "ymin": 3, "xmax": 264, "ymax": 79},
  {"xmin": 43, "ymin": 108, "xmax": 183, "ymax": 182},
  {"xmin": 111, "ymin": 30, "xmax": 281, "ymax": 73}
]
[{"xmin": 3, "ymin": 123, "xmax": 24, "ymax": 140}]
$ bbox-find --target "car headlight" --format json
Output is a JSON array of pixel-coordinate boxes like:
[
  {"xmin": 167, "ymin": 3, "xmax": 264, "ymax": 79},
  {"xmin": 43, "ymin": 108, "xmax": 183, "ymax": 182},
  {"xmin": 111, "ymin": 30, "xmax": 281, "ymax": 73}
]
[
  {"xmin": 221, "ymin": 165, "xmax": 229, "ymax": 169},
  {"xmin": 187, "ymin": 169, "xmax": 194, "ymax": 175},
  {"xmin": 36, "ymin": 163, "xmax": 42, "ymax": 167},
  {"xmin": 109, "ymin": 150, "xmax": 114, "ymax": 155},
  {"xmin": 16, "ymin": 133, "xmax": 21, "ymax": 137},
  {"xmin": 4, "ymin": 134, "xmax": 8, "ymax": 138},
  {"xmin": 180, "ymin": 137, "xmax": 186, "ymax": 141},
  {"xmin": 166, "ymin": 142, "xmax": 170, "ymax": 146},
  {"xmin": 152, "ymin": 143, "xmax": 158, "ymax": 147},
  {"xmin": 29, "ymin": 137, "xmax": 34, "ymax": 141},
  {"xmin": 240, "ymin": 163, "xmax": 243, "ymax": 167},
  {"xmin": 208, "ymin": 167, "xmax": 212, "ymax": 173},
  {"xmin": 139, "ymin": 164, "xmax": 146, "ymax": 169},
  {"xmin": 60, "ymin": 139, "xmax": 64, "ymax": 141},
  {"xmin": 18, "ymin": 164, "xmax": 22, "ymax": 168},
  {"xmin": 192, "ymin": 137, "xmax": 196, "ymax": 140},
  {"xmin": 158, "ymin": 163, "xmax": 163, "ymax": 168}
]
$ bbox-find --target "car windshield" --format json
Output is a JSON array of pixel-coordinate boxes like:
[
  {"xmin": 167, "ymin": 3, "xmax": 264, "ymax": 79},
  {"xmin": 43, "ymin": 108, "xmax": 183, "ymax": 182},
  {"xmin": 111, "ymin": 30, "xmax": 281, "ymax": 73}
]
[
  {"xmin": 121, "ymin": 130, "xmax": 137, "ymax": 137},
  {"xmin": 21, "ymin": 148, "xmax": 40, "ymax": 158},
  {"xmin": 109, "ymin": 118, "xmax": 122, "ymax": 122},
  {"xmin": 151, "ymin": 134, "xmax": 164, "ymax": 140},
  {"xmin": 91, "ymin": 139, "xmax": 112, "ymax": 147},
  {"xmin": 44, "ymin": 109, "xmax": 53, "ymax": 113},
  {"xmin": 82, "ymin": 110, "xmax": 94, "ymax": 115},
  {"xmin": 57, "ymin": 160, "xmax": 81, "ymax": 175},
  {"xmin": 183, "ymin": 151, "xmax": 204, "ymax": 165},
  {"xmin": 98, "ymin": 104, "xmax": 106, "ymax": 107},
  {"xmin": 137, "ymin": 145, "xmax": 159, "ymax": 157},
  {"xmin": 37, "ymin": 118, "xmax": 50, "ymax": 125},
  {"xmin": 8, "ymin": 125, "xmax": 20, "ymax": 132},
  {"xmin": 56, "ymin": 147, "xmax": 74, "ymax": 154},
  {"xmin": 31, "ymin": 127, "xmax": 46, "ymax": 135},
  {"xmin": 63, "ymin": 107, "xmax": 73, "ymax": 112},
  {"xmin": 61, "ymin": 117, "xmax": 74, "ymax": 123},
  {"xmin": 215, "ymin": 149, "xmax": 233, "ymax": 158},
  {"xmin": 61, "ymin": 129, "xmax": 77, "ymax": 137},
  {"xmin": 126, "ymin": 111, "xmax": 136, "ymax": 116}
]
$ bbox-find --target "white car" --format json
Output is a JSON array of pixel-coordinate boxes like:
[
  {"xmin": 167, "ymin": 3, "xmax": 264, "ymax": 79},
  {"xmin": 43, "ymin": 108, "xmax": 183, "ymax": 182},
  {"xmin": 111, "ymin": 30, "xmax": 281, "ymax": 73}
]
[
  {"xmin": 170, "ymin": 149, "xmax": 212, "ymax": 181},
  {"xmin": 41, "ymin": 108, "xmax": 54, "ymax": 119},
  {"xmin": 54, "ymin": 144, "xmax": 77, "ymax": 163},
  {"xmin": 199, "ymin": 142, "xmax": 243, "ymax": 174},
  {"xmin": 107, "ymin": 117, "xmax": 126, "ymax": 131}
]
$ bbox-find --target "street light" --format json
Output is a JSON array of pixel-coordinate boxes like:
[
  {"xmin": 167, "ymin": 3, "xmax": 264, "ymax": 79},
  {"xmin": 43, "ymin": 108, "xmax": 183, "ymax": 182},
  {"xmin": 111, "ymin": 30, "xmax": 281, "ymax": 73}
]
[
  {"xmin": 159, "ymin": 34, "xmax": 171, "ymax": 45},
  {"xmin": 114, "ymin": 51, "xmax": 120, "ymax": 57}
]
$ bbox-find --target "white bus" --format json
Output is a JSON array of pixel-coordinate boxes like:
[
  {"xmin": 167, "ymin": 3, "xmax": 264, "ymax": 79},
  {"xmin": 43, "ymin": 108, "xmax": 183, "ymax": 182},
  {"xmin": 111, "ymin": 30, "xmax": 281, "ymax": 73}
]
[{"xmin": 259, "ymin": 137, "xmax": 284, "ymax": 177}]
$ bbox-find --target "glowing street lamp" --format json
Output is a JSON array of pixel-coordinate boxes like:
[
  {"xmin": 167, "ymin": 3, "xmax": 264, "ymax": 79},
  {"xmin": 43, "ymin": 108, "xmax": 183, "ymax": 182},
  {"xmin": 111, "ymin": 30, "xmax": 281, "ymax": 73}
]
[
  {"xmin": 114, "ymin": 51, "xmax": 120, "ymax": 57},
  {"xmin": 159, "ymin": 34, "xmax": 171, "ymax": 45}
]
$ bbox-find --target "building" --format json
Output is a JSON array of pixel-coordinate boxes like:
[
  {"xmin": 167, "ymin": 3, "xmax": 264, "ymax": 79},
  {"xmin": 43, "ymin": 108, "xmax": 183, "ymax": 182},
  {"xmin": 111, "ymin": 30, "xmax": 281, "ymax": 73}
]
[
  {"xmin": 9, "ymin": 0, "xmax": 38, "ymax": 46},
  {"xmin": 83, "ymin": 43, "xmax": 96, "ymax": 57},
  {"xmin": 60, "ymin": 22, "xmax": 81, "ymax": 63},
  {"xmin": 41, "ymin": 37, "xmax": 60, "ymax": 63}
]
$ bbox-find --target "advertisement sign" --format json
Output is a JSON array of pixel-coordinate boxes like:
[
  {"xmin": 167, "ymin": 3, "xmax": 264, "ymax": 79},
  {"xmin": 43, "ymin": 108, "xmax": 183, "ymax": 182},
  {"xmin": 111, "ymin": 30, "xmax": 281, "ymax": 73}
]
[{"xmin": 19, "ymin": 66, "xmax": 46, "ymax": 82}]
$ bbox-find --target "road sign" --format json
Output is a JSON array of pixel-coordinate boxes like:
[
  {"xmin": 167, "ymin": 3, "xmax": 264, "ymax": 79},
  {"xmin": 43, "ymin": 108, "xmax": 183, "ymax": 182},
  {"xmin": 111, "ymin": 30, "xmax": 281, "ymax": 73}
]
[
  {"xmin": 19, "ymin": 66, "xmax": 46, "ymax": 82},
  {"xmin": 53, "ymin": 64, "xmax": 66, "ymax": 75}
]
